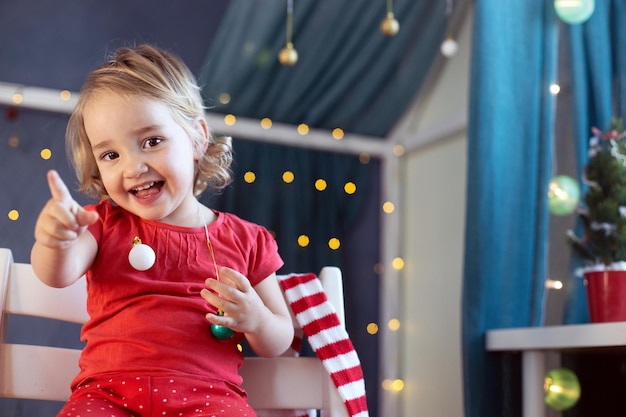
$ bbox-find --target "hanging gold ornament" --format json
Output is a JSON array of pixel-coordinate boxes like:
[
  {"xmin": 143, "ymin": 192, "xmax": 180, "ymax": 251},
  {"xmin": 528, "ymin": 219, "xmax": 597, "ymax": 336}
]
[
  {"xmin": 380, "ymin": 13, "xmax": 400, "ymax": 36},
  {"xmin": 380, "ymin": 0, "xmax": 399, "ymax": 36},
  {"xmin": 278, "ymin": 42, "xmax": 298, "ymax": 66},
  {"xmin": 278, "ymin": 0, "xmax": 298, "ymax": 66}
]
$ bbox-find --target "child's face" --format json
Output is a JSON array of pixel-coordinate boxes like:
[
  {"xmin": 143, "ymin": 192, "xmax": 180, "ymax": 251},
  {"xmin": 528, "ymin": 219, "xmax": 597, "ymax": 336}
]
[{"xmin": 83, "ymin": 92, "xmax": 206, "ymax": 226}]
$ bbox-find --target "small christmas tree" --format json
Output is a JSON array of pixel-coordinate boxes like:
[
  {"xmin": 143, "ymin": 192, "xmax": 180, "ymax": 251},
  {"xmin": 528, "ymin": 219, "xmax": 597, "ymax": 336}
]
[{"xmin": 567, "ymin": 118, "xmax": 626, "ymax": 267}]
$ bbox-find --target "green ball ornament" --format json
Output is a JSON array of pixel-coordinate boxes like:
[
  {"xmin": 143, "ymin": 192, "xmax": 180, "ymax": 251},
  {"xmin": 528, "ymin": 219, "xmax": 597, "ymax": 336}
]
[
  {"xmin": 554, "ymin": 0, "xmax": 594, "ymax": 24},
  {"xmin": 548, "ymin": 175, "xmax": 580, "ymax": 216},
  {"xmin": 211, "ymin": 323, "xmax": 235, "ymax": 340},
  {"xmin": 545, "ymin": 368, "xmax": 581, "ymax": 411}
]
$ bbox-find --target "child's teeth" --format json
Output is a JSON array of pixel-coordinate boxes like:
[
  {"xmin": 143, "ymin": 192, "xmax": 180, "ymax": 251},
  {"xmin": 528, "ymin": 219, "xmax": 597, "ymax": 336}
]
[{"xmin": 135, "ymin": 182, "xmax": 154, "ymax": 191}]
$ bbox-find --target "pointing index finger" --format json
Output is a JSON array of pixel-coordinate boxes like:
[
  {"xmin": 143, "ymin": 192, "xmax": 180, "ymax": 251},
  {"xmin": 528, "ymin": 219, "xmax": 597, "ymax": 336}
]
[{"xmin": 47, "ymin": 170, "xmax": 73, "ymax": 203}]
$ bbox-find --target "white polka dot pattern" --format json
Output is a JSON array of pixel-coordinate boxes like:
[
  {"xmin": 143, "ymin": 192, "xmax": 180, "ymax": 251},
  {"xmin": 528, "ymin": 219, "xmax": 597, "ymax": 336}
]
[{"xmin": 58, "ymin": 375, "xmax": 254, "ymax": 417}]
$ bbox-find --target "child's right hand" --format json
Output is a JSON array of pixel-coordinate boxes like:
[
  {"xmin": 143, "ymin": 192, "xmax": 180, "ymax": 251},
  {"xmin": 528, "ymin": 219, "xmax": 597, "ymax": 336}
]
[{"xmin": 34, "ymin": 170, "xmax": 99, "ymax": 250}]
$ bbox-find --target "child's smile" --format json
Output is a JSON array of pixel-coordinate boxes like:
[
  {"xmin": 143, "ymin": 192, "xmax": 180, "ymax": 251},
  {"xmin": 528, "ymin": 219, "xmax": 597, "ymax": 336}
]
[{"xmin": 130, "ymin": 180, "xmax": 165, "ymax": 200}]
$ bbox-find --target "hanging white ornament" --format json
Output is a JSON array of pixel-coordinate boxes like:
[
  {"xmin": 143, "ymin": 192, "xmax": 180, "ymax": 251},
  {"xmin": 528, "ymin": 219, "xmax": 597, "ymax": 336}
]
[
  {"xmin": 128, "ymin": 236, "xmax": 156, "ymax": 271},
  {"xmin": 441, "ymin": 37, "xmax": 458, "ymax": 57}
]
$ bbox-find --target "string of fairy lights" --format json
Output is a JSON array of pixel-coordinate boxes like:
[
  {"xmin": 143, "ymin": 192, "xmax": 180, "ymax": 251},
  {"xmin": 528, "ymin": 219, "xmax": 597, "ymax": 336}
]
[
  {"xmin": 0, "ymin": 83, "xmax": 407, "ymax": 397},
  {"xmin": 1, "ymin": 101, "xmax": 391, "ymax": 245}
]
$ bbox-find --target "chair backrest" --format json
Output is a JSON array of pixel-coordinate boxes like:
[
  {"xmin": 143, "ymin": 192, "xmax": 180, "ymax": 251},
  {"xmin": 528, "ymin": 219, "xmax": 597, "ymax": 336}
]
[{"xmin": 0, "ymin": 248, "xmax": 349, "ymax": 416}]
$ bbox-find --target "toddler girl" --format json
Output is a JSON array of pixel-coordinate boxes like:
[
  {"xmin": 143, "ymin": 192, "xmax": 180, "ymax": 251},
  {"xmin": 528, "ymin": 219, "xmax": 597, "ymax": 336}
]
[{"xmin": 31, "ymin": 44, "xmax": 294, "ymax": 417}]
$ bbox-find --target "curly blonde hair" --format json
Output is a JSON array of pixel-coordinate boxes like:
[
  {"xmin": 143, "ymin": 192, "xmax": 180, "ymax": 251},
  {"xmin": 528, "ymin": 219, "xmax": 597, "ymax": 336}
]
[{"xmin": 66, "ymin": 44, "xmax": 233, "ymax": 199}]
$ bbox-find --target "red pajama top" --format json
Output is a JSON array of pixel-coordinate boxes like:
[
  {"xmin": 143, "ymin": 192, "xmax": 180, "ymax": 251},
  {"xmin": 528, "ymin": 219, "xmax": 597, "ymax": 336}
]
[{"xmin": 72, "ymin": 200, "xmax": 283, "ymax": 391}]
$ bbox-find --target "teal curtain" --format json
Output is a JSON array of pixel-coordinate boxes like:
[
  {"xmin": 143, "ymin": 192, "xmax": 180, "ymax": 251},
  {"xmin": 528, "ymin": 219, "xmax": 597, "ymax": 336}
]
[
  {"xmin": 562, "ymin": 0, "xmax": 626, "ymax": 325},
  {"xmin": 197, "ymin": 2, "xmax": 449, "ymax": 416},
  {"xmin": 463, "ymin": 1, "xmax": 558, "ymax": 416},
  {"xmin": 198, "ymin": 0, "xmax": 447, "ymax": 136}
]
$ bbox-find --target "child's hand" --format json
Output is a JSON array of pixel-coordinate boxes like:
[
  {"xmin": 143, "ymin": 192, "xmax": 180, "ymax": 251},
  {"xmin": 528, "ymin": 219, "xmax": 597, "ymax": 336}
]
[
  {"xmin": 34, "ymin": 170, "xmax": 99, "ymax": 250},
  {"xmin": 201, "ymin": 267, "xmax": 270, "ymax": 334},
  {"xmin": 202, "ymin": 267, "xmax": 294, "ymax": 357}
]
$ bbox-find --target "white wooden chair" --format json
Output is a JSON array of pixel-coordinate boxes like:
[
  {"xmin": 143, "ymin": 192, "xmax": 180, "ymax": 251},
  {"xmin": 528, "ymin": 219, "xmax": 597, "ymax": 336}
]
[{"xmin": 0, "ymin": 247, "xmax": 349, "ymax": 416}]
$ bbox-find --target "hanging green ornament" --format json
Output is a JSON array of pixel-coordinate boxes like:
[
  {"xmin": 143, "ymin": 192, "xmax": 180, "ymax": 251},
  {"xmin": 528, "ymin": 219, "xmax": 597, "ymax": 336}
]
[
  {"xmin": 548, "ymin": 175, "xmax": 580, "ymax": 216},
  {"xmin": 554, "ymin": 0, "xmax": 594, "ymax": 25}
]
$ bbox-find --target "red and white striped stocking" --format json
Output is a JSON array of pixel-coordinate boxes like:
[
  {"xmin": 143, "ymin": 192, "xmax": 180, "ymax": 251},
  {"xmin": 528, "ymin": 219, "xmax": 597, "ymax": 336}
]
[{"xmin": 278, "ymin": 273, "xmax": 369, "ymax": 417}]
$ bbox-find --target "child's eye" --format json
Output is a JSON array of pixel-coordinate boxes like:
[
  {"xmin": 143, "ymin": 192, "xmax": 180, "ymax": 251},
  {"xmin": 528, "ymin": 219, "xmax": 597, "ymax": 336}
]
[
  {"xmin": 143, "ymin": 137, "xmax": 162, "ymax": 148},
  {"xmin": 101, "ymin": 151, "xmax": 119, "ymax": 161}
]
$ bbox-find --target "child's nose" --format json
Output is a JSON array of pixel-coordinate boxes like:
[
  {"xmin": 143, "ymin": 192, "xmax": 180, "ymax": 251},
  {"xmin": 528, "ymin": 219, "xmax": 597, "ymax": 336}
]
[{"xmin": 123, "ymin": 155, "xmax": 148, "ymax": 178}]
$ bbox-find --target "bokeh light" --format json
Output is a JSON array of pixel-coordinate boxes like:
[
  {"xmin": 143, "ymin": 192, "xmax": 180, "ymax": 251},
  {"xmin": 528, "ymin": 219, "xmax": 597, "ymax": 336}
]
[
  {"xmin": 260, "ymin": 118, "xmax": 272, "ymax": 129},
  {"xmin": 383, "ymin": 201, "xmax": 395, "ymax": 214},
  {"xmin": 554, "ymin": 0, "xmax": 594, "ymax": 24},
  {"xmin": 332, "ymin": 128, "xmax": 344, "ymax": 140},
  {"xmin": 282, "ymin": 171, "xmax": 295, "ymax": 183},
  {"xmin": 243, "ymin": 171, "xmax": 256, "ymax": 183},
  {"xmin": 297, "ymin": 123, "xmax": 309, "ymax": 135},
  {"xmin": 297, "ymin": 235, "xmax": 310, "ymax": 247},
  {"xmin": 224, "ymin": 114, "xmax": 236, "ymax": 126},
  {"xmin": 545, "ymin": 368, "xmax": 581, "ymax": 411},
  {"xmin": 388, "ymin": 318, "xmax": 400, "ymax": 331},
  {"xmin": 344, "ymin": 182, "xmax": 356, "ymax": 194},
  {"xmin": 8, "ymin": 210, "xmax": 19, "ymax": 221},
  {"xmin": 315, "ymin": 179, "xmax": 327, "ymax": 191},
  {"xmin": 392, "ymin": 257, "xmax": 404, "ymax": 270},
  {"xmin": 548, "ymin": 175, "xmax": 580, "ymax": 216}
]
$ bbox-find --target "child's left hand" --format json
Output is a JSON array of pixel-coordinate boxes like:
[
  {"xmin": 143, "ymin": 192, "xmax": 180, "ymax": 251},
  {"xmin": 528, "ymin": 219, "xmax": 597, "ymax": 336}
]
[{"xmin": 200, "ymin": 267, "xmax": 270, "ymax": 334}]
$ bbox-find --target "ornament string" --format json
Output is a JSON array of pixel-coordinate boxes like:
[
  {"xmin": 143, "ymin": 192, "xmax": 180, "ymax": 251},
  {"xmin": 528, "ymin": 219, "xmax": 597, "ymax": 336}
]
[
  {"xmin": 203, "ymin": 213, "xmax": 235, "ymax": 340},
  {"xmin": 286, "ymin": 0, "xmax": 293, "ymax": 46},
  {"xmin": 204, "ymin": 223, "xmax": 220, "ymax": 284},
  {"xmin": 278, "ymin": 0, "xmax": 298, "ymax": 65}
]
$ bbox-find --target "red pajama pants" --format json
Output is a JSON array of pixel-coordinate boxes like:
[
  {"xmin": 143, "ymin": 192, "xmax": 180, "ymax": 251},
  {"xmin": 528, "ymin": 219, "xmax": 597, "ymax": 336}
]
[{"xmin": 57, "ymin": 374, "xmax": 256, "ymax": 417}]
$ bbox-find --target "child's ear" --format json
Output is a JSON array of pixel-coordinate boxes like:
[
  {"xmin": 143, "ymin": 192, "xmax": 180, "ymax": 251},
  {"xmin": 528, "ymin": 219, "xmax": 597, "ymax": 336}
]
[{"xmin": 193, "ymin": 117, "xmax": 210, "ymax": 159}]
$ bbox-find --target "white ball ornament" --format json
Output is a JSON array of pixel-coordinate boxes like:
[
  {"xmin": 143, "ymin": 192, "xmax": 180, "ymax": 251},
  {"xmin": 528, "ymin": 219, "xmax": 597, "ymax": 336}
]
[
  {"xmin": 128, "ymin": 237, "xmax": 156, "ymax": 271},
  {"xmin": 440, "ymin": 38, "xmax": 458, "ymax": 57}
]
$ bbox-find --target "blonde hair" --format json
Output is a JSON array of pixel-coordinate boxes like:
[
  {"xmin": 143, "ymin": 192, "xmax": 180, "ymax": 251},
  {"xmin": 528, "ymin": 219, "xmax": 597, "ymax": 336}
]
[{"xmin": 66, "ymin": 44, "xmax": 233, "ymax": 199}]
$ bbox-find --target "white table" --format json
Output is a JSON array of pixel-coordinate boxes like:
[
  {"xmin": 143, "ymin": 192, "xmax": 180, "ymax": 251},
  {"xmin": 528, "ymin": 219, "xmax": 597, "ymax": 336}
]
[{"xmin": 486, "ymin": 322, "xmax": 626, "ymax": 417}]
